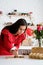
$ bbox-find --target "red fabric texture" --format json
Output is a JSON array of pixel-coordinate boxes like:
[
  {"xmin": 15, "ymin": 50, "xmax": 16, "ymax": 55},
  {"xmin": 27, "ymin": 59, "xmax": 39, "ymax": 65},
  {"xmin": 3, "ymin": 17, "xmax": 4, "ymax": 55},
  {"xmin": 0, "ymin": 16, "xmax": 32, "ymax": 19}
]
[
  {"xmin": 26, "ymin": 28, "xmax": 33, "ymax": 36},
  {"xmin": 0, "ymin": 29, "xmax": 25, "ymax": 55}
]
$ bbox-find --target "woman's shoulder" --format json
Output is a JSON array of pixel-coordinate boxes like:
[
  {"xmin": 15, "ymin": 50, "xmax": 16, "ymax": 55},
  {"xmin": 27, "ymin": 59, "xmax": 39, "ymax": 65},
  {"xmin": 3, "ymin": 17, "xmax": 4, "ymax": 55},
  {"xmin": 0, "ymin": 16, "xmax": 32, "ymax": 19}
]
[
  {"xmin": 1, "ymin": 29, "xmax": 9, "ymax": 34},
  {"xmin": 1, "ymin": 29, "xmax": 12, "ymax": 37}
]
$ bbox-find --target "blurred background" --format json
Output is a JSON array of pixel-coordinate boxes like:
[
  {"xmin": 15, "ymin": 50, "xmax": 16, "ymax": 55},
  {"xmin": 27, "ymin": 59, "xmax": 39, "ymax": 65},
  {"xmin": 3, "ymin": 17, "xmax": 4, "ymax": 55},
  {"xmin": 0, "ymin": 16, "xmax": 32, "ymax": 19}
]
[{"xmin": 0, "ymin": 0, "xmax": 43, "ymax": 47}]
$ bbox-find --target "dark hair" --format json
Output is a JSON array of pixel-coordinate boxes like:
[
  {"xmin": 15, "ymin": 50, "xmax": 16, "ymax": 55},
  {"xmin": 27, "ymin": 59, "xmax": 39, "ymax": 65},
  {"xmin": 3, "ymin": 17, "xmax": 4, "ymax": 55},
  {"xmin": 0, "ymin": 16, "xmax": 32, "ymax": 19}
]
[{"xmin": 3, "ymin": 18, "xmax": 27, "ymax": 34}]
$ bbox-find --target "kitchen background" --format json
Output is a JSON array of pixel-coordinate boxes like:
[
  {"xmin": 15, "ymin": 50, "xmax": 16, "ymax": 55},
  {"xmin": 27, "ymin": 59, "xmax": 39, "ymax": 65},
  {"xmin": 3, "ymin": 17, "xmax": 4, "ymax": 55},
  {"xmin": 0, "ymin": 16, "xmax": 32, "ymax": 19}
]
[
  {"xmin": 0, "ymin": 0, "xmax": 43, "ymax": 55},
  {"xmin": 0, "ymin": 0, "xmax": 43, "ymax": 31}
]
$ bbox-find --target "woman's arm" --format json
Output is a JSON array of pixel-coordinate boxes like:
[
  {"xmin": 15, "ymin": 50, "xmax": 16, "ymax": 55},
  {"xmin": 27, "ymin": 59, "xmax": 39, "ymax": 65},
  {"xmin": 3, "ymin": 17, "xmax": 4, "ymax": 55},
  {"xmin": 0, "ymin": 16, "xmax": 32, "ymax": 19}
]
[{"xmin": 1, "ymin": 29, "xmax": 18, "ymax": 55}]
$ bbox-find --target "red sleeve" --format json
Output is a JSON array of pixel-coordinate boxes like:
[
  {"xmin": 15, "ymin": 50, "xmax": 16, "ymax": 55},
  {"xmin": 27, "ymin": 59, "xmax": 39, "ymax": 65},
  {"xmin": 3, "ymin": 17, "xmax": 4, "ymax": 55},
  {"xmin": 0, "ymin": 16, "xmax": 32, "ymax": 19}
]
[
  {"xmin": 26, "ymin": 28, "xmax": 33, "ymax": 36},
  {"xmin": 20, "ymin": 33, "xmax": 26, "ymax": 41},
  {"xmin": 14, "ymin": 33, "xmax": 26, "ymax": 49},
  {"xmin": 1, "ymin": 29, "xmax": 14, "ymax": 51}
]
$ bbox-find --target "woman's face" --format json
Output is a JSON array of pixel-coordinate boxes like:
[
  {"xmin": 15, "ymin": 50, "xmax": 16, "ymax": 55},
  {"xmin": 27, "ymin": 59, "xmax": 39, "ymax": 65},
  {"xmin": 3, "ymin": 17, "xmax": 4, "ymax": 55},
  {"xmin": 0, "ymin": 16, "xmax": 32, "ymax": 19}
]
[{"xmin": 16, "ymin": 26, "xmax": 26, "ymax": 35}]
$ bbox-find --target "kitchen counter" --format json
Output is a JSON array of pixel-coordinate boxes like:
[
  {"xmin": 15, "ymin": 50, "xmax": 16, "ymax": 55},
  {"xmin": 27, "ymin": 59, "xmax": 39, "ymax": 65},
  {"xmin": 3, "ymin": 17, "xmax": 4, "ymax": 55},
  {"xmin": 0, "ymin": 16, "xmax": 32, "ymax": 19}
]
[
  {"xmin": 0, "ymin": 46, "xmax": 43, "ymax": 65},
  {"xmin": 0, "ymin": 55, "xmax": 43, "ymax": 65}
]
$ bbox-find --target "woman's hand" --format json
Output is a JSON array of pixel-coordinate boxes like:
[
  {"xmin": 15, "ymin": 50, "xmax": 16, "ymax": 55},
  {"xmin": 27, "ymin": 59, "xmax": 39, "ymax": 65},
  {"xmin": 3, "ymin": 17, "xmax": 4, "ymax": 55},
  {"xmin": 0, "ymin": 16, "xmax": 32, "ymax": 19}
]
[{"xmin": 10, "ymin": 49, "xmax": 18, "ymax": 56}]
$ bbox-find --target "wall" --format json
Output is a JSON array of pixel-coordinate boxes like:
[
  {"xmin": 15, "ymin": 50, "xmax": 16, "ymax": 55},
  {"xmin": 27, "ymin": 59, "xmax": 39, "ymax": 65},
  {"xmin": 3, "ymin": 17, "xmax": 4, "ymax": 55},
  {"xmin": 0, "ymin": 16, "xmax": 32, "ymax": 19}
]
[{"xmin": 0, "ymin": 0, "xmax": 43, "ymax": 31}]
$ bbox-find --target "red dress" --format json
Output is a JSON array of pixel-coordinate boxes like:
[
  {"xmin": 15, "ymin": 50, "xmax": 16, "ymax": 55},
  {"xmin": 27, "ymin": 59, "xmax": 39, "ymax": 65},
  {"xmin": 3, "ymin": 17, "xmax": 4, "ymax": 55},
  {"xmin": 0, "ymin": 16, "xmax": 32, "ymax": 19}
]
[
  {"xmin": 26, "ymin": 28, "xmax": 33, "ymax": 36},
  {"xmin": 0, "ymin": 29, "xmax": 25, "ymax": 55}
]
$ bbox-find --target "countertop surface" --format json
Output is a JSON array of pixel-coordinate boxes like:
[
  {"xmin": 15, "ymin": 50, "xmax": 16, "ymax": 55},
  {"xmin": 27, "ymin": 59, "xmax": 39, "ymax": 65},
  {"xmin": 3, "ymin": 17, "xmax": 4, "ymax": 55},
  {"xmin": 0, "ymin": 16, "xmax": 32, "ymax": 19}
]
[
  {"xmin": 0, "ymin": 46, "xmax": 43, "ymax": 65},
  {"xmin": 0, "ymin": 55, "xmax": 43, "ymax": 65}
]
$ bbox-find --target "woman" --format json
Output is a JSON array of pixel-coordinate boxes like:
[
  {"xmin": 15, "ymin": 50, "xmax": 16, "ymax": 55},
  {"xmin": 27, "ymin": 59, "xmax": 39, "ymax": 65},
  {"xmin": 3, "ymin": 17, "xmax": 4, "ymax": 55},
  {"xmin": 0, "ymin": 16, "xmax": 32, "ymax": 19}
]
[{"xmin": 0, "ymin": 18, "xmax": 27, "ymax": 56}]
